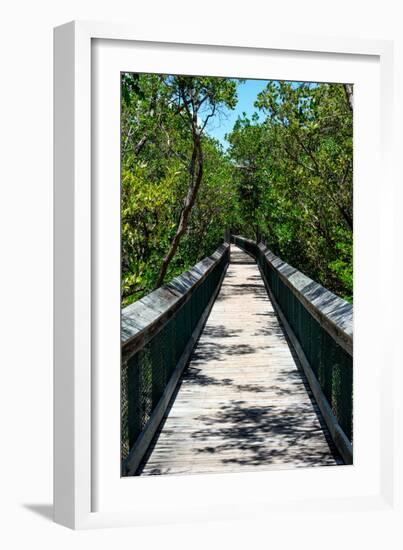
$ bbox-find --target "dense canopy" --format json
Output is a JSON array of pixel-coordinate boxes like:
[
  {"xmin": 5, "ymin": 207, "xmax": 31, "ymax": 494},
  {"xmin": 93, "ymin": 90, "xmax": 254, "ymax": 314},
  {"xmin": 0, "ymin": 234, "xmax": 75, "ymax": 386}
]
[{"xmin": 121, "ymin": 74, "xmax": 353, "ymax": 306}]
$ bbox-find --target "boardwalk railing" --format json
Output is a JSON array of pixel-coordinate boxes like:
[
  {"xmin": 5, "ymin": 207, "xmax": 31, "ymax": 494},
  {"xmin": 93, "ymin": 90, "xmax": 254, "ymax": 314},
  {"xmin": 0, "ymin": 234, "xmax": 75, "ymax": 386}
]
[
  {"xmin": 121, "ymin": 243, "xmax": 230, "ymax": 475},
  {"xmin": 232, "ymin": 235, "xmax": 353, "ymax": 464}
]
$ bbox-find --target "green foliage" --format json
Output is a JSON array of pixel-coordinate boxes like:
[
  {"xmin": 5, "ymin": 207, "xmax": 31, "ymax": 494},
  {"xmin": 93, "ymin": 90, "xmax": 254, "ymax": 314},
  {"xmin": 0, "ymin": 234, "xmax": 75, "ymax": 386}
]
[
  {"xmin": 121, "ymin": 73, "xmax": 238, "ymax": 304},
  {"xmin": 121, "ymin": 74, "xmax": 353, "ymax": 306},
  {"xmin": 228, "ymin": 81, "xmax": 353, "ymax": 300}
]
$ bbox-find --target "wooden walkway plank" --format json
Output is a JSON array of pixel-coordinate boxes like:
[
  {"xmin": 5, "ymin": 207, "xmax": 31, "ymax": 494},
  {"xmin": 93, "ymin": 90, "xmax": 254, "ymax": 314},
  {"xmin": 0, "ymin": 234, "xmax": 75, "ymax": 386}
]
[{"xmin": 137, "ymin": 245, "xmax": 342, "ymax": 476}]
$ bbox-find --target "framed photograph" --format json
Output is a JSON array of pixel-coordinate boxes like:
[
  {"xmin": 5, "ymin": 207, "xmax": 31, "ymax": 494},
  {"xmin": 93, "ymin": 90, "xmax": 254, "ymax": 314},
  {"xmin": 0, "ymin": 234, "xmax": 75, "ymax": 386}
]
[{"xmin": 54, "ymin": 21, "xmax": 395, "ymax": 529}]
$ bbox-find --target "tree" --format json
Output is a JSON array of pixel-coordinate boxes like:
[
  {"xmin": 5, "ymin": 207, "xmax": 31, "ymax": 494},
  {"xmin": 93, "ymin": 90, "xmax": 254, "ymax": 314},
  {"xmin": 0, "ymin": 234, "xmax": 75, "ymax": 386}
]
[
  {"xmin": 121, "ymin": 75, "xmax": 353, "ymax": 305},
  {"xmin": 227, "ymin": 81, "xmax": 353, "ymax": 300},
  {"xmin": 227, "ymin": 114, "xmax": 268, "ymax": 241},
  {"xmin": 153, "ymin": 76, "xmax": 237, "ymax": 288},
  {"xmin": 121, "ymin": 73, "xmax": 238, "ymax": 303}
]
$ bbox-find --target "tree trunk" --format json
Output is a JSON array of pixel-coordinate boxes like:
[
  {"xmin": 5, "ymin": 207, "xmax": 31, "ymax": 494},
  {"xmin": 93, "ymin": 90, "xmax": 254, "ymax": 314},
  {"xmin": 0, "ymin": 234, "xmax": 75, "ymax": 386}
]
[
  {"xmin": 344, "ymin": 84, "xmax": 354, "ymax": 112},
  {"xmin": 154, "ymin": 135, "xmax": 203, "ymax": 288}
]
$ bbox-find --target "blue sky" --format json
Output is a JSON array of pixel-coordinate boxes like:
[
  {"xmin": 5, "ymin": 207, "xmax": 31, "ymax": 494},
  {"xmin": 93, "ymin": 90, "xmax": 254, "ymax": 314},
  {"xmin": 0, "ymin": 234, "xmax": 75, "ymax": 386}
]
[
  {"xmin": 203, "ymin": 79, "xmax": 313, "ymax": 149},
  {"xmin": 204, "ymin": 79, "xmax": 270, "ymax": 149}
]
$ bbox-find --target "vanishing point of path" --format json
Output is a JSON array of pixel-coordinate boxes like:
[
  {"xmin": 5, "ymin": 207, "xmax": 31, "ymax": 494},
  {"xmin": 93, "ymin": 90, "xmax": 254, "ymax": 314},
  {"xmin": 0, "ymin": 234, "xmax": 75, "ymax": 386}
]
[{"xmin": 137, "ymin": 245, "xmax": 342, "ymax": 475}]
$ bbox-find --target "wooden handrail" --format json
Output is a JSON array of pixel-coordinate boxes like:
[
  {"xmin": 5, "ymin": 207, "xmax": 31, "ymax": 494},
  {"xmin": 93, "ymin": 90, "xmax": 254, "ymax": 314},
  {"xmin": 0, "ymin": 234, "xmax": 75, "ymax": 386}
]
[
  {"xmin": 232, "ymin": 235, "xmax": 353, "ymax": 356},
  {"xmin": 121, "ymin": 243, "xmax": 230, "ymax": 362}
]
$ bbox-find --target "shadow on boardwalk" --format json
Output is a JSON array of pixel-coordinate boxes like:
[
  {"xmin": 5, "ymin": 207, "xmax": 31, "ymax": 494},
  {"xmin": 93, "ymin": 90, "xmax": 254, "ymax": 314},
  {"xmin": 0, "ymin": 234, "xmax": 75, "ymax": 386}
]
[{"xmin": 136, "ymin": 245, "xmax": 342, "ymax": 476}]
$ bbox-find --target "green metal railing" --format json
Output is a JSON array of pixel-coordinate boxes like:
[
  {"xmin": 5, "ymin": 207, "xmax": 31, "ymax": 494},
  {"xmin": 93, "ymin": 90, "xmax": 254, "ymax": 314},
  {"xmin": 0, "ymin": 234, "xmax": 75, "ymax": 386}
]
[
  {"xmin": 232, "ymin": 236, "xmax": 259, "ymax": 259},
  {"xmin": 232, "ymin": 235, "xmax": 353, "ymax": 453},
  {"xmin": 121, "ymin": 244, "xmax": 230, "ymax": 474}
]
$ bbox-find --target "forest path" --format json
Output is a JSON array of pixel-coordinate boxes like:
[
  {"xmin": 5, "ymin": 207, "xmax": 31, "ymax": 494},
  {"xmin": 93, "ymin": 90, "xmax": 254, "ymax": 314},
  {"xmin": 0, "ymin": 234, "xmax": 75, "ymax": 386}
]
[{"xmin": 137, "ymin": 245, "xmax": 342, "ymax": 475}]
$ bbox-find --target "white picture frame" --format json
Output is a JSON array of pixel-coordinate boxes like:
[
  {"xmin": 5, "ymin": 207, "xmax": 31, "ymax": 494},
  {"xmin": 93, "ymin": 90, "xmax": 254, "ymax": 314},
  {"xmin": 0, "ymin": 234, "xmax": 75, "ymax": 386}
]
[{"xmin": 54, "ymin": 20, "xmax": 396, "ymax": 529}]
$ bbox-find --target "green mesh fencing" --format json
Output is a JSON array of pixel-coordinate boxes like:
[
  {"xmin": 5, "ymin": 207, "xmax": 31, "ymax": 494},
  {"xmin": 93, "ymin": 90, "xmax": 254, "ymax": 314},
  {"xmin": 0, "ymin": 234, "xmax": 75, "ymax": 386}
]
[
  {"xmin": 232, "ymin": 236, "xmax": 259, "ymax": 258},
  {"xmin": 121, "ymin": 247, "xmax": 229, "ymax": 467},
  {"xmin": 232, "ymin": 236, "xmax": 353, "ymax": 443}
]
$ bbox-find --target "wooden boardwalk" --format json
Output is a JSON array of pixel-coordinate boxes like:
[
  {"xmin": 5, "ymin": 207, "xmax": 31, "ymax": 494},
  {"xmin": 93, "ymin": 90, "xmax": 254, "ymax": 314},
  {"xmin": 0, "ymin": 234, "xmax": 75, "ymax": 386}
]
[{"xmin": 137, "ymin": 245, "xmax": 342, "ymax": 476}]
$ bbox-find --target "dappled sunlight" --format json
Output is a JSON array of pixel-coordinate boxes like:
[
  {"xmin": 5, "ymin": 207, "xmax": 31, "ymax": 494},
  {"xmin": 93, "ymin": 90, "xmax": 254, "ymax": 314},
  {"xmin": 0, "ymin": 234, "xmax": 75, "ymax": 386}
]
[
  {"xmin": 137, "ymin": 246, "xmax": 342, "ymax": 476},
  {"xmin": 120, "ymin": 71, "xmax": 353, "ymax": 477}
]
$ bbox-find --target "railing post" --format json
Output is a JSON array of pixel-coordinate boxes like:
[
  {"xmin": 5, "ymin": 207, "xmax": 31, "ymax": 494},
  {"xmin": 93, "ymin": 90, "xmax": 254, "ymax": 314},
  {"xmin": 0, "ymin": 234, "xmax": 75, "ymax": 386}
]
[{"xmin": 224, "ymin": 228, "xmax": 230, "ymax": 243}]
